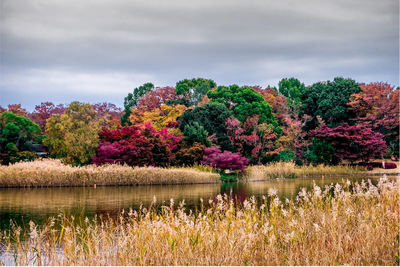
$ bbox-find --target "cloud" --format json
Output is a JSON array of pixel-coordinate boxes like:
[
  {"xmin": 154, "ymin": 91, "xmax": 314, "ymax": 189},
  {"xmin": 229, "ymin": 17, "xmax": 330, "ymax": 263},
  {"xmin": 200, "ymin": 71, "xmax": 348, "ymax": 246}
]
[{"xmin": 0, "ymin": 0, "xmax": 398, "ymax": 110}]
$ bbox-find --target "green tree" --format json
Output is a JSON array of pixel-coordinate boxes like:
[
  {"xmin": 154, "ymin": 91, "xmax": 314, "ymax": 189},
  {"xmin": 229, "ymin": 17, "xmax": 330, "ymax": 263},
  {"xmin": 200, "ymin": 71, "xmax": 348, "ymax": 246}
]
[
  {"xmin": 301, "ymin": 77, "xmax": 361, "ymax": 130},
  {"xmin": 176, "ymin": 78, "xmax": 216, "ymax": 106},
  {"xmin": 44, "ymin": 102, "xmax": 103, "ymax": 165},
  {"xmin": 121, "ymin": 82, "xmax": 154, "ymax": 125},
  {"xmin": 0, "ymin": 112, "xmax": 41, "ymax": 164},
  {"xmin": 183, "ymin": 122, "xmax": 211, "ymax": 147},
  {"xmin": 207, "ymin": 85, "xmax": 281, "ymax": 134},
  {"xmin": 278, "ymin": 77, "xmax": 305, "ymax": 111},
  {"xmin": 178, "ymin": 102, "xmax": 233, "ymax": 151}
]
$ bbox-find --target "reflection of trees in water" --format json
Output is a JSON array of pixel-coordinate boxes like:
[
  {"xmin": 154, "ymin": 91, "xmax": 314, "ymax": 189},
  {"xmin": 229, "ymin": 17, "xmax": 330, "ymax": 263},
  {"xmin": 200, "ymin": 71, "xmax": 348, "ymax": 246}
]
[{"xmin": 0, "ymin": 176, "xmax": 392, "ymax": 230}]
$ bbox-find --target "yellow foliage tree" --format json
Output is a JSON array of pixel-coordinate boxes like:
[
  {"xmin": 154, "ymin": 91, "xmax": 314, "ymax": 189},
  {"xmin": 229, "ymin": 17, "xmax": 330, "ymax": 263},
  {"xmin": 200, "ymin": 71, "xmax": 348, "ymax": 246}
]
[{"xmin": 129, "ymin": 104, "xmax": 187, "ymax": 130}]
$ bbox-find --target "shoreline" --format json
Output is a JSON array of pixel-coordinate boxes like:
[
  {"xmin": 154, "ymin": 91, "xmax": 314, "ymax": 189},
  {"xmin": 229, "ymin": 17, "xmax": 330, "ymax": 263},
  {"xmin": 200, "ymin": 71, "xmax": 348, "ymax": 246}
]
[{"xmin": 0, "ymin": 159, "xmax": 398, "ymax": 188}]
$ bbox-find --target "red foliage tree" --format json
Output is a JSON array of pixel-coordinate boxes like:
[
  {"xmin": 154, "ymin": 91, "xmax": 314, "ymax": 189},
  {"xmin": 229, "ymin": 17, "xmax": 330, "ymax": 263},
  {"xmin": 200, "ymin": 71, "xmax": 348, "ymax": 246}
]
[
  {"xmin": 93, "ymin": 123, "xmax": 183, "ymax": 167},
  {"xmin": 226, "ymin": 116, "xmax": 280, "ymax": 164},
  {"xmin": 6, "ymin": 104, "xmax": 28, "ymax": 117},
  {"xmin": 348, "ymin": 82, "xmax": 399, "ymax": 156},
  {"xmin": 92, "ymin": 102, "xmax": 122, "ymax": 119},
  {"xmin": 137, "ymin": 87, "xmax": 180, "ymax": 111},
  {"xmin": 29, "ymin": 102, "xmax": 67, "ymax": 130},
  {"xmin": 310, "ymin": 123, "xmax": 387, "ymax": 163},
  {"xmin": 201, "ymin": 147, "xmax": 249, "ymax": 172}
]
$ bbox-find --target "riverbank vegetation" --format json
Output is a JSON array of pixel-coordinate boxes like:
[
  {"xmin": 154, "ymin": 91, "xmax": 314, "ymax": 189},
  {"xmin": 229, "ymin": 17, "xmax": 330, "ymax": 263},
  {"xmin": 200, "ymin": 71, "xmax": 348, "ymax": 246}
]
[
  {"xmin": 1, "ymin": 178, "xmax": 398, "ymax": 265},
  {"xmin": 0, "ymin": 159, "xmax": 219, "ymax": 187},
  {"xmin": 0, "ymin": 78, "xmax": 398, "ymax": 177}
]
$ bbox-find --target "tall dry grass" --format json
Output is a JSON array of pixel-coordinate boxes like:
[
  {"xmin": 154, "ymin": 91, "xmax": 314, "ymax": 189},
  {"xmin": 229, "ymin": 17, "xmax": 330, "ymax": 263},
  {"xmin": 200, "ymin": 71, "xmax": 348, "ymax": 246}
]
[
  {"xmin": 0, "ymin": 159, "xmax": 219, "ymax": 187},
  {"xmin": 1, "ymin": 177, "xmax": 398, "ymax": 265},
  {"xmin": 245, "ymin": 161, "xmax": 366, "ymax": 180}
]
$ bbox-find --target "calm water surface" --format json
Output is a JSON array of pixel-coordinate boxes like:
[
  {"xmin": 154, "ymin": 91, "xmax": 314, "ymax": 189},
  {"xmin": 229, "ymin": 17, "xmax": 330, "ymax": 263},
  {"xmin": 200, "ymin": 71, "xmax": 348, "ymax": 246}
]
[{"xmin": 0, "ymin": 175, "xmax": 398, "ymax": 229}]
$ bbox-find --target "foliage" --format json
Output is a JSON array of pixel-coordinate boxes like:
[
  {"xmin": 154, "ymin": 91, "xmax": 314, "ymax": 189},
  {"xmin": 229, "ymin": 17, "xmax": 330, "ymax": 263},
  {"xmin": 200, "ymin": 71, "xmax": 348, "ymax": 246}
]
[
  {"xmin": 201, "ymin": 147, "xmax": 249, "ymax": 173},
  {"xmin": 121, "ymin": 82, "xmax": 154, "ymax": 125},
  {"xmin": 137, "ymin": 86, "xmax": 180, "ymax": 111},
  {"xmin": 178, "ymin": 102, "xmax": 233, "ymax": 150},
  {"xmin": 130, "ymin": 104, "xmax": 187, "ymax": 130},
  {"xmin": 5, "ymin": 104, "xmax": 28, "ymax": 117},
  {"xmin": 182, "ymin": 122, "xmax": 211, "ymax": 147},
  {"xmin": 348, "ymin": 82, "xmax": 399, "ymax": 157},
  {"xmin": 278, "ymin": 77, "xmax": 306, "ymax": 108},
  {"xmin": 309, "ymin": 123, "xmax": 387, "ymax": 164},
  {"xmin": 304, "ymin": 138, "xmax": 338, "ymax": 165},
  {"xmin": 29, "ymin": 102, "xmax": 67, "ymax": 131},
  {"xmin": 226, "ymin": 116, "xmax": 281, "ymax": 164},
  {"xmin": 207, "ymin": 85, "xmax": 281, "ymax": 134},
  {"xmin": 176, "ymin": 78, "xmax": 217, "ymax": 106},
  {"xmin": 93, "ymin": 123, "xmax": 183, "ymax": 167},
  {"xmin": 0, "ymin": 112, "xmax": 41, "ymax": 164},
  {"xmin": 44, "ymin": 102, "xmax": 102, "ymax": 165},
  {"xmin": 173, "ymin": 142, "xmax": 206, "ymax": 166},
  {"xmin": 301, "ymin": 77, "xmax": 361, "ymax": 129}
]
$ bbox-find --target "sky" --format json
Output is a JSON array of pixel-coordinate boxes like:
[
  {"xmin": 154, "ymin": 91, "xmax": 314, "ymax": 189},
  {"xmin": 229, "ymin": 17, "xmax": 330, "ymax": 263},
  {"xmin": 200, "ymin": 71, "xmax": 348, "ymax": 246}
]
[{"xmin": 0, "ymin": 0, "xmax": 399, "ymax": 111}]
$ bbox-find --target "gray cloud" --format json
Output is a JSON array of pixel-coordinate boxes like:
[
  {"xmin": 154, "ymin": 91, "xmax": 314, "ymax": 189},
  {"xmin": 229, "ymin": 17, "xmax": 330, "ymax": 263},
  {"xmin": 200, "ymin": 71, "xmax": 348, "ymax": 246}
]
[{"xmin": 0, "ymin": 0, "xmax": 398, "ymax": 110}]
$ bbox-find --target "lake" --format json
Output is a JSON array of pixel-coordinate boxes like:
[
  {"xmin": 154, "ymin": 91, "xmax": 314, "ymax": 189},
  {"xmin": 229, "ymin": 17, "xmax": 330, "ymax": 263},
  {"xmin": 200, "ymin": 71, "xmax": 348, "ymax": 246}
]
[{"xmin": 0, "ymin": 175, "xmax": 398, "ymax": 230}]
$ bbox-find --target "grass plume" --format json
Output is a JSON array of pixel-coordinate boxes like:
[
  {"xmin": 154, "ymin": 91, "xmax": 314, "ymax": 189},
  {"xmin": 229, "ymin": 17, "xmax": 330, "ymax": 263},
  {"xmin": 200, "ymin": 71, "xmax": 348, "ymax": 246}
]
[{"xmin": 1, "ymin": 177, "xmax": 398, "ymax": 265}]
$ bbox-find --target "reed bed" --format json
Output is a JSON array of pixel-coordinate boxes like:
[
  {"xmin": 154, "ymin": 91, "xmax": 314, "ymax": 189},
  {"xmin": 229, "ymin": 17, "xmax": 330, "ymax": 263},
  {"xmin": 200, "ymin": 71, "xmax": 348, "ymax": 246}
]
[
  {"xmin": 1, "ymin": 177, "xmax": 398, "ymax": 265},
  {"xmin": 245, "ymin": 161, "xmax": 366, "ymax": 180},
  {"xmin": 0, "ymin": 159, "xmax": 219, "ymax": 188}
]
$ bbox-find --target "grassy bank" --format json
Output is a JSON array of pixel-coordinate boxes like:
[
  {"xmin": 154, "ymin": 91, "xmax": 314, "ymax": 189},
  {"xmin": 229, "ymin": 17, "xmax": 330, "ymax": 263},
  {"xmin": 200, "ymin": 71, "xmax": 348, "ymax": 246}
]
[
  {"xmin": 1, "ymin": 178, "xmax": 398, "ymax": 265},
  {"xmin": 244, "ymin": 161, "xmax": 368, "ymax": 180},
  {"xmin": 0, "ymin": 159, "xmax": 219, "ymax": 188}
]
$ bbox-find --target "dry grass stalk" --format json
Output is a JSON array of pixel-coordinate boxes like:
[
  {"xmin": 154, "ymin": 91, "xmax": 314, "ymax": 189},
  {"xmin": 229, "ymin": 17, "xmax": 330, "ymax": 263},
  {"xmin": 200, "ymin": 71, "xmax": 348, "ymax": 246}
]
[
  {"xmin": 0, "ymin": 159, "xmax": 219, "ymax": 187},
  {"xmin": 245, "ymin": 161, "xmax": 366, "ymax": 180},
  {"xmin": 1, "ymin": 177, "xmax": 398, "ymax": 265}
]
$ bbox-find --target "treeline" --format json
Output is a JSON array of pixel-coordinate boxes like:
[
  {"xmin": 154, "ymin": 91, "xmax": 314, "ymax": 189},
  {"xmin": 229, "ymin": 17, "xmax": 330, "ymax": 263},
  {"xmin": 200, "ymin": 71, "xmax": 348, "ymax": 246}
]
[{"xmin": 0, "ymin": 77, "xmax": 398, "ymax": 170}]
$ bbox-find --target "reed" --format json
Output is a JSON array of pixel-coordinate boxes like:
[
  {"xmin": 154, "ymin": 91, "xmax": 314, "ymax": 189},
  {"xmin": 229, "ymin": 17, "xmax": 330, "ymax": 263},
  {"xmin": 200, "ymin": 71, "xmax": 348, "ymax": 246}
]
[
  {"xmin": 245, "ymin": 161, "xmax": 366, "ymax": 180},
  {"xmin": 0, "ymin": 159, "xmax": 219, "ymax": 188},
  {"xmin": 1, "ymin": 177, "xmax": 398, "ymax": 265}
]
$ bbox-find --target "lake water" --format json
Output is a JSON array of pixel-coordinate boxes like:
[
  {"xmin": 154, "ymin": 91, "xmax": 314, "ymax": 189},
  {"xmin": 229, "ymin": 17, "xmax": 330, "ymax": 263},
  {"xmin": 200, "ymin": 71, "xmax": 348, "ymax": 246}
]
[{"xmin": 0, "ymin": 175, "xmax": 398, "ymax": 230}]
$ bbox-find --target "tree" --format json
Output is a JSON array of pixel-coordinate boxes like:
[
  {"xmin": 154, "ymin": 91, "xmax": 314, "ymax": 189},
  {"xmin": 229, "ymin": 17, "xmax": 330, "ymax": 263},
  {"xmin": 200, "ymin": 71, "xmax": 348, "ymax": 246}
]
[
  {"xmin": 183, "ymin": 122, "xmax": 211, "ymax": 147},
  {"xmin": 301, "ymin": 77, "xmax": 361, "ymax": 130},
  {"xmin": 6, "ymin": 104, "xmax": 28, "ymax": 117},
  {"xmin": 173, "ymin": 142, "xmax": 205, "ymax": 166},
  {"xmin": 92, "ymin": 102, "xmax": 122, "ymax": 120},
  {"xmin": 308, "ymin": 123, "xmax": 387, "ymax": 164},
  {"xmin": 44, "ymin": 102, "xmax": 103, "ymax": 165},
  {"xmin": 348, "ymin": 82, "xmax": 399, "ymax": 157},
  {"xmin": 207, "ymin": 85, "xmax": 281, "ymax": 134},
  {"xmin": 137, "ymin": 86, "xmax": 180, "ymax": 111},
  {"xmin": 93, "ymin": 123, "xmax": 183, "ymax": 167},
  {"xmin": 121, "ymin": 82, "xmax": 154, "ymax": 125},
  {"xmin": 176, "ymin": 78, "xmax": 217, "ymax": 106},
  {"xmin": 130, "ymin": 104, "xmax": 187, "ymax": 130},
  {"xmin": 226, "ymin": 116, "xmax": 281, "ymax": 164},
  {"xmin": 29, "ymin": 102, "xmax": 67, "ymax": 131},
  {"xmin": 201, "ymin": 147, "xmax": 249, "ymax": 173},
  {"xmin": 178, "ymin": 102, "xmax": 233, "ymax": 151},
  {"xmin": 0, "ymin": 112, "xmax": 41, "ymax": 164},
  {"xmin": 278, "ymin": 78, "xmax": 305, "ymax": 109}
]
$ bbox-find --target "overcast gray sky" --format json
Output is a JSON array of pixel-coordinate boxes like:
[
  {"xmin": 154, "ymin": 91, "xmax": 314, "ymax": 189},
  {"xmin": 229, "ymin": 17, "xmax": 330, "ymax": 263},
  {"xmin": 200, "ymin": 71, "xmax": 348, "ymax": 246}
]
[{"xmin": 0, "ymin": 0, "xmax": 398, "ymax": 110}]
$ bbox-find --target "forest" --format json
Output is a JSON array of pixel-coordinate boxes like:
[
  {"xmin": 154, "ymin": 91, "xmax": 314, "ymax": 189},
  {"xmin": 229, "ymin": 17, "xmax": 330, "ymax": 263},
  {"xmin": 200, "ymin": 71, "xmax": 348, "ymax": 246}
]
[{"xmin": 0, "ymin": 77, "xmax": 399, "ymax": 173}]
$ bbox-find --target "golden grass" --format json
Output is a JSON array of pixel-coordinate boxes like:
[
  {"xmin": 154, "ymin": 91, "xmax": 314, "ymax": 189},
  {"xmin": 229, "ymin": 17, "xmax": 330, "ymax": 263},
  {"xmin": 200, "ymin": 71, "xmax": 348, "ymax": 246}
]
[
  {"xmin": 245, "ymin": 161, "xmax": 366, "ymax": 180},
  {"xmin": 1, "ymin": 177, "xmax": 398, "ymax": 265},
  {"xmin": 0, "ymin": 159, "xmax": 219, "ymax": 187}
]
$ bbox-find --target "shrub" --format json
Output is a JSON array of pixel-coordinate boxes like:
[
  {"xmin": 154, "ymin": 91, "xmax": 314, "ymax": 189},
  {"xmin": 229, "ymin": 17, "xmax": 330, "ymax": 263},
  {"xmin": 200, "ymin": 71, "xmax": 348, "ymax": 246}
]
[{"xmin": 201, "ymin": 147, "xmax": 249, "ymax": 173}]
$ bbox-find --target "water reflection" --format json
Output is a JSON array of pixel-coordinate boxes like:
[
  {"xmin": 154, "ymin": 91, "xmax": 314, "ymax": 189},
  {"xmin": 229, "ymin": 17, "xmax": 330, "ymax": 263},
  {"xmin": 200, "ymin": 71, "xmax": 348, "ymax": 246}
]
[{"xmin": 0, "ymin": 175, "xmax": 397, "ymax": 229}]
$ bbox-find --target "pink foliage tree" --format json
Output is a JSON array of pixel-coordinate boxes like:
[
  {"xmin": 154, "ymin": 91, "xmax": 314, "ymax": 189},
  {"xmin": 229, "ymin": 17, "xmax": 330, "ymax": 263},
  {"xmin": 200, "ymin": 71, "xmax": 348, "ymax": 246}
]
[
  {"xmin": 201, "ymin": 147, "xmax": 249, "ymax": 172},
  {"xmin": 137, "ymin": 87, "xmax": 180, "ymax": 111}
]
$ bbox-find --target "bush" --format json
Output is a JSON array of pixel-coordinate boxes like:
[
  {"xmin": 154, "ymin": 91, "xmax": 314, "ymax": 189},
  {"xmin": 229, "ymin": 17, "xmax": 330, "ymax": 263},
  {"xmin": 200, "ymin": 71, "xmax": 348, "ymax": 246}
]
[
  {"xmin": 383, "ymin": 162, "xmax": 397, "ymax": 169},
  {"xmin": 201, "ymin": 147, "xmax": 249, "ymax": 173}
]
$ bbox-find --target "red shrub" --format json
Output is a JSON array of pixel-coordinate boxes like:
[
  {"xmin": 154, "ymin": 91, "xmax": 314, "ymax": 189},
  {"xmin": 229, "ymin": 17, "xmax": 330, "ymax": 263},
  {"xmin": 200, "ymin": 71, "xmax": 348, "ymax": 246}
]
[{"xmin": 201, "ymin": 147, "xmax": 249, "ymax": 172}]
